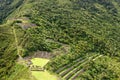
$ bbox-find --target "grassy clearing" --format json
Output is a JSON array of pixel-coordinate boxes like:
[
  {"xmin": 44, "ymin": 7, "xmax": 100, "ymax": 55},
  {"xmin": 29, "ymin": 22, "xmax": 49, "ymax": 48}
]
[
  {"xmin": 32, "ymin": 71, "xmax": 57, "ymax": 80},
  {"xmin": 31, "ymin": 58, "xmax": 58, "ymax": 80},
  {"xmin": 31, "ymin": 58, "xmax": 49, "ymax": 67}
]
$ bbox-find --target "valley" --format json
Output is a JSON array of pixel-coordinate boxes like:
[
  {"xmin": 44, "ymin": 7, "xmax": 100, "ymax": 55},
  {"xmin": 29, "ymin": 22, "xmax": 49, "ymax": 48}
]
[{"xmin": 0, "ymin": 0, "xmax": 120, "ymax": 80}]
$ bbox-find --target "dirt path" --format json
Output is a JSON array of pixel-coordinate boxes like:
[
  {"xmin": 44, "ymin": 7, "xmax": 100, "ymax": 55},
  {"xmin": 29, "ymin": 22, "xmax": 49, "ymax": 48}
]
[
  {"xmin": 92, "ymin": 55, "xmax": 102, "ymax": 61},
  {"xmin": 19, "ymin": 34, "xmax": 28, "ymax": 46},
  {"xmin": 12, "ymin": 27, "xmax": 23, "ymax": 59}
]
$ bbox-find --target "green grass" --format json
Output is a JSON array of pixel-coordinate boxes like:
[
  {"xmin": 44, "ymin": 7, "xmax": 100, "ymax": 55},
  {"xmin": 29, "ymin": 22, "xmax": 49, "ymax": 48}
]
[
  {"xmin": 31, "ymin": 58, "xmax": 58, "ymax": 80},
  {"xmin": 31, "ymin": 58, "xmax": 49, "ymax": 67},
  {"xmin": 8, "ymin": 64, "xmax": 36, "ymax": 80},
  {"xmin": 32, "ymin": 71, "xmax": 57, "ymax": 80}
]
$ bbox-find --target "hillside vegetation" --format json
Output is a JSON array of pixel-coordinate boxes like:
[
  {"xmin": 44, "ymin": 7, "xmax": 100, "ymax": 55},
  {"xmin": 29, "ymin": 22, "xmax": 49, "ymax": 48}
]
[
  {"xmin": 0, "ymin": 0, "xmax": 120, "ymax": 80},
  {"xmin": 0, "ymin": 0, "xmax": 23, "ymax": 23}
]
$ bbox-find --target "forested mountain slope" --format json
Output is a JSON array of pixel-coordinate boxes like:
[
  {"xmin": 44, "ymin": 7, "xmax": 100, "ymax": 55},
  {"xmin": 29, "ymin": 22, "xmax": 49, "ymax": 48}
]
[
  {"xmin": 0, "ymin": 0, "xmax": 23, "ymax": 23},
  {"xmin": 0, "ymin": 0, "xmax": 120, "ymax": 80}
]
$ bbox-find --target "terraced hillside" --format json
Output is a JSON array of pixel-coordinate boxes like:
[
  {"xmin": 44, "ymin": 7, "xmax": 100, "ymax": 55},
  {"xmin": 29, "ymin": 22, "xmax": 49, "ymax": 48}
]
[
  {"xmin": 0, "ymin": 0, "xmax": 120, "ymax": 80},
  {"xmin": 56, "ymin": 54, "xmax": 101, "ymax": 80}
]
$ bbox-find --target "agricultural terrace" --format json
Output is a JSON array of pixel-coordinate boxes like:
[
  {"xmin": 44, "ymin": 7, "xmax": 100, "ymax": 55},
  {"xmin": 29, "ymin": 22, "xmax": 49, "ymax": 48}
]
[{"xmin": 31, "ymin": 58, "xmax": 58, "ymax": 80}]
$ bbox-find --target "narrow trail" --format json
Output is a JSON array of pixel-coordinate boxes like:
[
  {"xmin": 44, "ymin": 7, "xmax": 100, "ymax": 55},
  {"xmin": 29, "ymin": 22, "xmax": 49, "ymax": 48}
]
[
  {"xmin": 19, "ymin": 34, "xmax": 28, "ymax": 46},
  {"xmin": 92, "ymin": 55, "xmax": 102, "ymax": 61},
  {"xmin": 12, "ymin": 27, "xmax": 23, "ymax": 59}
]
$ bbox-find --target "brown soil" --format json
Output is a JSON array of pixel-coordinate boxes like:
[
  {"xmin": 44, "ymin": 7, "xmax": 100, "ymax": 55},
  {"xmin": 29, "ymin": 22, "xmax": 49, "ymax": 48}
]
[{"xmin": 24, "ymin": 51, "xmax": 54, "ymax": 60}]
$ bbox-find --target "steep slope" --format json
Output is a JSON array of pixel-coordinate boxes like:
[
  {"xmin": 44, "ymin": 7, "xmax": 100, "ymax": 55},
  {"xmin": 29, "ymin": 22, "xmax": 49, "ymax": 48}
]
[
  {"xmin": 0, "ymin": 0, "xmax": 23, "ymax": 23},
  {"xmin": 0, "ymin": 0, "xmax": 26, "ymax": 79},
  {"xmin": 0, "ymin": 24, "xmax": 16, "ymax": 79},
  {"xmin": 0, "ymin": 0, "xmax": 120, "ymax": 80}
]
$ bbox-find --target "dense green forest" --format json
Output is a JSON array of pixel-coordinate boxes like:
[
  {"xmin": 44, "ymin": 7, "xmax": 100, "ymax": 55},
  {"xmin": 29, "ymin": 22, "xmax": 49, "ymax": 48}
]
[
  {"xmin": 0, "ymin": 0, "xmax": 23, "ymax": 23},
  {"xmin": 0, "ymin": 0, "xmax": 120, "ymax": 80}
]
